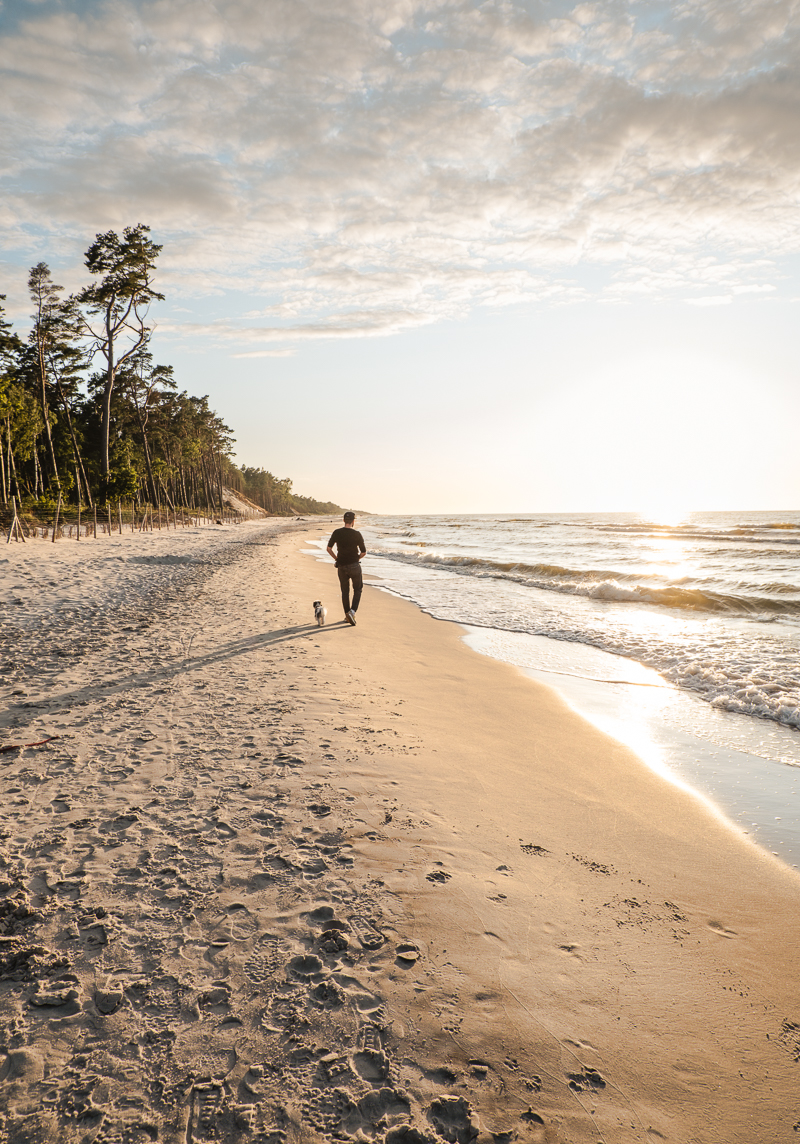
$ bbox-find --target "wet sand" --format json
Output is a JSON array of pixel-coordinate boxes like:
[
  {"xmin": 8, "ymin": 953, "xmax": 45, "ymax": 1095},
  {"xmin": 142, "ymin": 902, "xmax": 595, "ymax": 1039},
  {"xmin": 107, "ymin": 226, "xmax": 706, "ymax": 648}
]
[{"xmin": 1, "ymin": 520, "xmax": 799, "ymax": 1144}]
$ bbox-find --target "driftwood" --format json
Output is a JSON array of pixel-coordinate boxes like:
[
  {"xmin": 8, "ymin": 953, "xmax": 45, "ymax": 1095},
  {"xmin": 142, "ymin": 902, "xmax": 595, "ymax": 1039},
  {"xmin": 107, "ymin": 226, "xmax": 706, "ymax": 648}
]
[{"xmin": 0, "ymin": 735, "xmax": 61, "ymax": 754}]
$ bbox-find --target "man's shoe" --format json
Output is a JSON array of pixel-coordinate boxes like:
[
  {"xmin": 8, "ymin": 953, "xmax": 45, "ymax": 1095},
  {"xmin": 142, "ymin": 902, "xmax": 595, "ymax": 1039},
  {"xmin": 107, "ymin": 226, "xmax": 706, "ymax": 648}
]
[{"xmin": 346, "ymin": 610, "xmax": 357, "ymax": 626}]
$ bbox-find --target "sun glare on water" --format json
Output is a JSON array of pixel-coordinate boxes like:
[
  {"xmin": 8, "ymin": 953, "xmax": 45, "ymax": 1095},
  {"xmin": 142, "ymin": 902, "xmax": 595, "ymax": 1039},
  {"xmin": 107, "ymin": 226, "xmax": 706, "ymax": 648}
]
[{"xmin": 639, "ymin": 502, "xmax": 689, "ymax": 527}]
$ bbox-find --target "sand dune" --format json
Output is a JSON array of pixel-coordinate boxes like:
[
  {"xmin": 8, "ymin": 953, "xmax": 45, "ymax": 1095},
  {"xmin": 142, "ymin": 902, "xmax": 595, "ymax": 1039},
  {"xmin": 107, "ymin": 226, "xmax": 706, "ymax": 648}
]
[{"xmin": 1, "ymin": 520, "xmax": 799, "ymax": 1144}]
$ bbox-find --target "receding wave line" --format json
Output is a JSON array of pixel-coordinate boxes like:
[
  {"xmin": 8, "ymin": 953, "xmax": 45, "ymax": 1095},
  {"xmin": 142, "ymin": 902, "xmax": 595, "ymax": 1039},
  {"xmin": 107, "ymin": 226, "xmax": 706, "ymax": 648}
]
[
  {"xmin": 376, "ymin": 550, "xmax": 800, "ymax": 615},
  {"xmin": 589, "ymin": 523, "xmax": 800, "ymax": 542},
  {"xmin": 589, "ymin": 528, "xmax": 800, "ymax": 546}
]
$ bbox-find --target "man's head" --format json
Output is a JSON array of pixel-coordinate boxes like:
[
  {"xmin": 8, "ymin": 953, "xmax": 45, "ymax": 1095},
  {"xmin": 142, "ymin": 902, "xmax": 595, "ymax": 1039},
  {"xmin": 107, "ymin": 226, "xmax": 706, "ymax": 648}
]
[{"xmin": 343, "ymin": 511, "xmax": 356, "ymax": 525}]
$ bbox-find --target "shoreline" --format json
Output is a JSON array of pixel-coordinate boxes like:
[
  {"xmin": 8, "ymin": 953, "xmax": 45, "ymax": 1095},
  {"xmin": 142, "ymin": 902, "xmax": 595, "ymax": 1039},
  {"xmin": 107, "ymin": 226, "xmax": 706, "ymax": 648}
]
[
  {"xmin": 461, "ymin": 626, "xmax": 800, "ymax": 869},
  {"xmin": 1, "ymin": 520, "xmax": 799, "ymax": 1143},
  {"xmin": 303, "ymin": 529, "xmax": 800, "ymax": 871}
]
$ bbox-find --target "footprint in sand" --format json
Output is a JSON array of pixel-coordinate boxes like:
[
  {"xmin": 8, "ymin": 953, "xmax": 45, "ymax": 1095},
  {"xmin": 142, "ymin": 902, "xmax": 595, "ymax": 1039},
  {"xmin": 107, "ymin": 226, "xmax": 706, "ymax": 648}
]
[
  {"xmin": 349, "ymin": 914, "xmax": 384, "ymax": 950},
  {"xmin": 308, "ymin": 803, "xmax": 332, "ymax": 817},
  {"xmin": 77, "ymin": 911, "xmax": 111, "ymax": 948},
  {"xmin": 357, "ymin": 1022, "xmax": 385, "ymax": 1055},
  {"xmin": 567, "ymin": 1069, "xmax": 606, "ymax": 1093},
  {"xmin": 301, "ymin": 1087, "xmax": 355, "ymax": 1135},
  {"xmin": 779, "ymin": 1019, "xmax": 800, "ymax": 1061},
  {"xmin": 357, "ymin": 1087, "xmax": 411, "ymax": 1125},
  {"xmin": 518, "ymin": 1109, "xmax": 548, "ymax": 1143},
  {"xmin": 571, "ymin": 853, "xmax": 615, "ymax": 876},
  {"xmin": 309, "ymin": 978, "xmax": 345, "ymax": 1008},
  {"xmin": 427, "ymin": 1096, "xmax": 479, "ymax": 1144},
  {"xmin": 386, "ymin": 1129, "xmax": 434, "ymax": 1144},
  {"xmin": 353, "ymin": 1050, "xmax": 389, "ymax": 1082},
  {"xmin": 198, "ymin": 982, "xmax": 232, "ymax": 1015},
  {"xmin": 244, "ymin": 937, "xmax": 283, "ymax": 984},
  {"xmin": 186, "ymin": 1082, "xmax": 229, "ymax": 1142},
  {"xmin": 317, "ymin": 928, "xmax": 350, "ymax": 956},
  {"xmin": 395, "ymin": 942, "xmax": 421, "ymax": 964},
  {"xmin": 336, "ymin": 976, "xmax": 384, "ymax": 1017},
  {"xmin": 288, "ymin": 953, "xmax": 325, "ymax": 981},
  {"xmin": 222, "ymin": 902, "xmax": 259, "ymax": 941},
  {"xmin": 300, "ymin": 855, "xmax": 328, "ymax": 878},
  {"xmin": 94, "ymin": 980, "xmax": 124, "ymax": 1014},
  {"xmin": 426, "ymin": 870, "xmax": 451, "ymax": 884}
]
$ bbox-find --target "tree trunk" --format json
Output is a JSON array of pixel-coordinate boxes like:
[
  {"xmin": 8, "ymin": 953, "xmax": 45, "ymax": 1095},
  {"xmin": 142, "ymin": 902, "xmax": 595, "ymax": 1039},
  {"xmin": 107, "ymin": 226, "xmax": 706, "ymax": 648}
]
[
  {"xmin": 214, "ymin": 451, "xmax": 224, "ymax": 516},
  {"xmin": 100, "ymin": 310, "xmax": 115, "ymax": 486},
  {"xmin": 0, "ymin": 427, "xmax": 6, "ymax": 505},
  {"xmin": 158, "ymin": 475, "xmax": 176, "ymax": 511},
  {"xmin": 33, "ymin": 441, "xmax": 41, "ymax": 497},
  {"xmin": 135, "ymin": 402, "xmax": 157, "ymax": 504},
  {"xmin": 36, "ymin": 338, "xmax": 61, "ymax": 494},
  {"xmin": 54, "ymin": 377, "xmax": 93, "ymax": 509},
  {"xmin": 7, "ymin": 425, "xmax": 22, "ymax": 502}
]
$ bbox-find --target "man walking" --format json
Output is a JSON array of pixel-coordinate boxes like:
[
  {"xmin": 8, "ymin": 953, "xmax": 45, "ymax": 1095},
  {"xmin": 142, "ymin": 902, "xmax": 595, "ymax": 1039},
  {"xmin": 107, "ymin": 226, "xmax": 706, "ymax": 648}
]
[{"xmin": 327, "ymin": 512, "xmax": 367, "ymax": 625}]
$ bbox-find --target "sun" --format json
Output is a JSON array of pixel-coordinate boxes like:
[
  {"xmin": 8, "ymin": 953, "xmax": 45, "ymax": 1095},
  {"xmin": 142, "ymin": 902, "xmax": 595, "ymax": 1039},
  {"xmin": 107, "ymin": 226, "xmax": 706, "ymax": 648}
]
[{"xmin": 638, "ymin": 500, "xmax": 689, "ymax": 527}]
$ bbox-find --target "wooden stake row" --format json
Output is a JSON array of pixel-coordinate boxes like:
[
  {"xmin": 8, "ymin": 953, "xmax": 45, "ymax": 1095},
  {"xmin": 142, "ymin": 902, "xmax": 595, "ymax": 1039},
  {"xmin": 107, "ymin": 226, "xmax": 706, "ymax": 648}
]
[{"xmin": 5, "ymin": 499, "xmax": 252, "ymax": 542}]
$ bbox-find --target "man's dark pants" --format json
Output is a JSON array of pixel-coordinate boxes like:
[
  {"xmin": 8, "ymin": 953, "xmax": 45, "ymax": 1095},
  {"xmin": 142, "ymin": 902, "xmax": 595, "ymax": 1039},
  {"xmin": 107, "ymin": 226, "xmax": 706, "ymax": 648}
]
[{"xmin": 337, "ymin": 562, "xmax": 363, "ymax": 615}]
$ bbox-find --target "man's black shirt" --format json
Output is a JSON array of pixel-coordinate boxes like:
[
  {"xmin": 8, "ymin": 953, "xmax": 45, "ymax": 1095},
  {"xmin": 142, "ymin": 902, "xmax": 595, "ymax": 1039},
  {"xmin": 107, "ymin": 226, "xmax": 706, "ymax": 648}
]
[{"xmin": 328, "ymin": 527, "xmax": 366, "ymax": 566}]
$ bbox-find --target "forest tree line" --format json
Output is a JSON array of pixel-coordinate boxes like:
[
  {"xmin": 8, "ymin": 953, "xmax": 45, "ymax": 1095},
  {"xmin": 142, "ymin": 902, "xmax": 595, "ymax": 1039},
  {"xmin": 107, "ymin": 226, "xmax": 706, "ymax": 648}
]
[{"xmin": 0, "ymin": 225, "xmax": 341, "ymax": 518}]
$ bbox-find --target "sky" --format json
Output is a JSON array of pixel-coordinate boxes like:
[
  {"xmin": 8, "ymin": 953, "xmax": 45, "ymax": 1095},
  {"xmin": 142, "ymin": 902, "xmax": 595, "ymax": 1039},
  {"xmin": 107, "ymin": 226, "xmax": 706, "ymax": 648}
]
[{"xmin": 1, "ymin": 0, "xmax": 799, "ymax": 514}]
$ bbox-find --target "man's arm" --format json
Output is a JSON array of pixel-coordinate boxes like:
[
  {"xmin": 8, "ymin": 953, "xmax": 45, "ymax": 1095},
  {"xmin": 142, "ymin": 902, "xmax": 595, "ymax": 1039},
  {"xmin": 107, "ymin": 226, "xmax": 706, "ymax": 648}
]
[{"xmin": 327, "ymin": 545, "xmax": 336, "ymax": 560}]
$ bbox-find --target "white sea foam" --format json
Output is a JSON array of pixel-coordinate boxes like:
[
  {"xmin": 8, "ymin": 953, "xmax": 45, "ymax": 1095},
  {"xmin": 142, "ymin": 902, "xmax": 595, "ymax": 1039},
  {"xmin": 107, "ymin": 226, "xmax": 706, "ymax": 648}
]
[
  {"xmin": 585, "ymin": 580, "xmax": 644, "ymax": 602},
  {"xmin": 354, "ymin": 511, "xmax": 800, "ymax": 733}
]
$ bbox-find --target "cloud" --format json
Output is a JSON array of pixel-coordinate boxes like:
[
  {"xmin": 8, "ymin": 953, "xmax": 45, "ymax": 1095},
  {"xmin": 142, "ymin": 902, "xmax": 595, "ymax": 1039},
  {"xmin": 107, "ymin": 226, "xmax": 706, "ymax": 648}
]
[
  {"xmin": 685, "ymin": 295, "xmax": 733, "ymax": 306},
  {"xmin": 2, "ymin": 0, "xmax": 800, "ymax": 343},
  {"xmin": 231, "ymin": 348, "xmax": 296, "ymax": 358}
]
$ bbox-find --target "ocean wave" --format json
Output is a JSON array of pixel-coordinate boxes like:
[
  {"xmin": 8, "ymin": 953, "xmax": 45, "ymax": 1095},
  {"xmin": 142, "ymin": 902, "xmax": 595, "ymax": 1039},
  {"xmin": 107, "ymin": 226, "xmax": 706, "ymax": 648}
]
[
  {"xmin": 363, "ymin": 512, "xmax": 800, "ymax": 734},
  {"xmin": 585, "ymin": 581, "xmax": 645, "ymax": 603},
  {"xmin": 591, "ymin": 525, "xmax": 800, "ymax": 545},
  {"xmin": 372, "ymin": 549, "xmax": 800, "ymax": 616}
]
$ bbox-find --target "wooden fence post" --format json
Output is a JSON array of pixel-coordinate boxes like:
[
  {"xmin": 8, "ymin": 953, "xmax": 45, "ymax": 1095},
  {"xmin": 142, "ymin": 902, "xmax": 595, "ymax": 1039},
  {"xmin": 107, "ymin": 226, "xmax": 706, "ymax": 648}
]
[
  {"xmin": 51, "ymin": 490, "xmax": 62, "ymax": 543},
  {"xmin": 6, "ymin": 495, "xmax": 25, "ymax": 544},
  {"xmin": 77, "ymin": 500, "xmax": 81, "ymax": 540},
  {"xmin": 93, "ymin": 504, "xmax": 97, "ymax": 539}
]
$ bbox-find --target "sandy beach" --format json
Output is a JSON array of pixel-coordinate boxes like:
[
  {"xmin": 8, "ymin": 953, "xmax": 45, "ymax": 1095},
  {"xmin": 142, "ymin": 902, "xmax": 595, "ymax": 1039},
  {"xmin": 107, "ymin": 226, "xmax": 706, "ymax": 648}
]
[{"xmin": 2, "ymin": 519, "xmax": 799, "ymax": 1144}]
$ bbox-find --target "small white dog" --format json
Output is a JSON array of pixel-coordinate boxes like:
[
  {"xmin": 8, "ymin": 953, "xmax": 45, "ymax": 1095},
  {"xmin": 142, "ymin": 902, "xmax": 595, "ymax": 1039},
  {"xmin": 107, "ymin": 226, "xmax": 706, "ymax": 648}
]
[{"xmin": 313, "ymin": 600, "xmax": 327, "ymax": 626}]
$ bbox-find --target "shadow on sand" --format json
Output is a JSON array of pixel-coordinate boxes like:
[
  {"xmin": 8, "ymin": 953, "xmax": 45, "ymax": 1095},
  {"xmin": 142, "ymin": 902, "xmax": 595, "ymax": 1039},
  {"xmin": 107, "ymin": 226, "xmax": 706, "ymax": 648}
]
[{"xmin": 2, "ymin": 620, "xmax": 355, "ymax": 726}]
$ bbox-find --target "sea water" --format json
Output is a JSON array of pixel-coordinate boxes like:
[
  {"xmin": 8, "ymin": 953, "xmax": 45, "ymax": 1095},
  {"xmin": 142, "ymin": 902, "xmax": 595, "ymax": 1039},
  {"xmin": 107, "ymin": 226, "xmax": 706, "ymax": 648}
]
[{"xmin": 309, "ymin": 512, "xmax": 800, "ymax": 865}]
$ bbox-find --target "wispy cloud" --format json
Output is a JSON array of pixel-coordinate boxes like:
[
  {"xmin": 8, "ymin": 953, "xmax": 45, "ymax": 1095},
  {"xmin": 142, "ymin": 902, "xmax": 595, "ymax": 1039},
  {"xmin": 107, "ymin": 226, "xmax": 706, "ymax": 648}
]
[
  {"xmin": 231, "ymin": 349, "xmax": 297, "ymax": 359},
  {"xmin": 2, "ymin": 0, "xmax": 798, "ymax": 342}
]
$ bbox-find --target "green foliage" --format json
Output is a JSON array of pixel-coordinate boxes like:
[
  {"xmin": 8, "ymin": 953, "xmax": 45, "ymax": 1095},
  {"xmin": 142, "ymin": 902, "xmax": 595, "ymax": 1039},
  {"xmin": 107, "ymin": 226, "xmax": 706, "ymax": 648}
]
[
  {"xmin": 80, "ymin": 225, "xmax": 164, "ymax": 312},
  {"xmin": 0, "ymin": 235, "xmax": 340, "ymax": 515},
  {"xmin": 31, "ymin": 495, "xmax": 58, "ymax": 512}
]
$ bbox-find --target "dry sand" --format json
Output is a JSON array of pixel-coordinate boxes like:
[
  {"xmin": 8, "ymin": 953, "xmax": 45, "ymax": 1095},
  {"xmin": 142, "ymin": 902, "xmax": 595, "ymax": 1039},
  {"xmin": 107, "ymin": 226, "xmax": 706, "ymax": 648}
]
[{"xmin": 1, "ymin": 519, "xmax": 799, "ymax": 1144}]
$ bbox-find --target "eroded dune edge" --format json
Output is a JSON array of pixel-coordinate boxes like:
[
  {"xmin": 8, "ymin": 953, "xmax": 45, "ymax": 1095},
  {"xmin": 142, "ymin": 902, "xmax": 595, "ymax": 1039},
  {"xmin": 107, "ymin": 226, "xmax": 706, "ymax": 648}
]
[{"xmin": 1, "ymin": 521, "xmax": 799, "ymax": 1144}]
